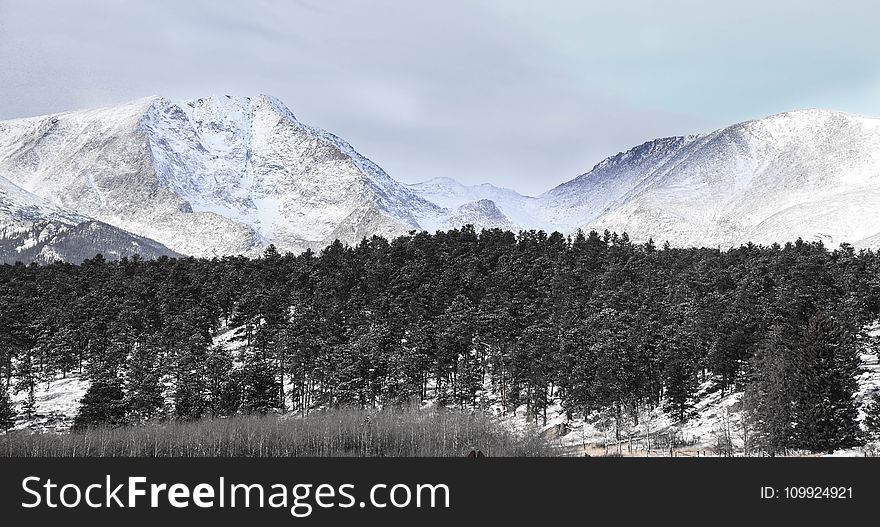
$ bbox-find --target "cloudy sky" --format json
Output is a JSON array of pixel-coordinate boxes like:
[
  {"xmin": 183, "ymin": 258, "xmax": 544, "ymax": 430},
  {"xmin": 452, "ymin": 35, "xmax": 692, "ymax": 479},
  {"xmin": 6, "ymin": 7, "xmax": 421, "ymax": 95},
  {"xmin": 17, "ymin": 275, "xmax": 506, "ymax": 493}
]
[{"xmin": 1, "ymin": 0, "xmax": 878, "ymax": 194}]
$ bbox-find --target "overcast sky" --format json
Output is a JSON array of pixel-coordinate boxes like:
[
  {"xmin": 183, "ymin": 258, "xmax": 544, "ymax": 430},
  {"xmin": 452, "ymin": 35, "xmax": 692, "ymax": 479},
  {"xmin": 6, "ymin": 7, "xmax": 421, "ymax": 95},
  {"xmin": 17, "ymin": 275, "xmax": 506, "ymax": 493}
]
[{"xmin": 1, "ymin": 0, "xmax": 879, "ymax": 195}]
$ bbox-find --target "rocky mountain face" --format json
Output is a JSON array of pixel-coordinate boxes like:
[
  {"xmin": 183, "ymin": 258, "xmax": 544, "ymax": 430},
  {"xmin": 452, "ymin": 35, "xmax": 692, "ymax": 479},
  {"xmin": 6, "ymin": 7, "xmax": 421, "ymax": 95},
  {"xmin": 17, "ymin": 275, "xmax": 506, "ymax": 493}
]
[{"xmin": 2, "ymin": 96, "xmax": 879, "ymax": 263}]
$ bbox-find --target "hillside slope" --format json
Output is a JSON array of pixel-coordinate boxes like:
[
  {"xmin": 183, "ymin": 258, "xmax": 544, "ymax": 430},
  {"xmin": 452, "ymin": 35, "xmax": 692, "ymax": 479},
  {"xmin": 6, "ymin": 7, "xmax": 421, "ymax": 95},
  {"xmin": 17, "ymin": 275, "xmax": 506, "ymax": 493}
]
[
  {"xmin": 0, "ymin": 175, "xmax": 179, "ymax": 264},
  {"xmin": 576, "ymin": 110, "xmax": 880, "ymax": 248}
]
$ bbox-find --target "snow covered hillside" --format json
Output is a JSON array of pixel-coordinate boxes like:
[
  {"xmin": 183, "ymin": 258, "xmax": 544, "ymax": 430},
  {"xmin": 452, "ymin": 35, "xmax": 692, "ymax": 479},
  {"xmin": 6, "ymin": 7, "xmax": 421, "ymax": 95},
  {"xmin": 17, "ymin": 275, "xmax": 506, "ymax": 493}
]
[
  {"xmin": 0, "ymin": 174, "xmax": 178, "ymax": 264},
  {"xmin": 516, "ymin": 323, "xmax": 880, "ymax": 457},
  {"xmin": 537, "ymin": 136, "xmax": 702, "ymax": 232},
  {"xmin": 578, "ymin": 110, "xmax": 880, "ymax": 248}
]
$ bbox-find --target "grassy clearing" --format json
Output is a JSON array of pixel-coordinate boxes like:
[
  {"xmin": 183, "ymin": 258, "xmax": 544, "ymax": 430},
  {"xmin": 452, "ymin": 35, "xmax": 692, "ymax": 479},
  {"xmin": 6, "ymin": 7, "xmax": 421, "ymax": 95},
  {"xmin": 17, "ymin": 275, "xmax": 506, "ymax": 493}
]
[{"xmin": 0, "ymin": 407, "xmax": 551, "ymax": 457}]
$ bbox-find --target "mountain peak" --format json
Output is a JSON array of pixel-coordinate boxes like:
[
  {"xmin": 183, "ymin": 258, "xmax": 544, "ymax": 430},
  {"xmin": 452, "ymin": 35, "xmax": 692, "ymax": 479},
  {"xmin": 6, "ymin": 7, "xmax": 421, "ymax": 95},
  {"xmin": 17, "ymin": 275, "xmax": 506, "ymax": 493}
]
[
  {"xmin": 254, "ymin": 94, "xmax": 298, "ymax": 121},
  {"xmin": 725, "ymin": 108, "xmax": 878, "ymax": 139},
  {"xmin": 759, "ymin": 107, "xmax": 865, "ymax": 121}
]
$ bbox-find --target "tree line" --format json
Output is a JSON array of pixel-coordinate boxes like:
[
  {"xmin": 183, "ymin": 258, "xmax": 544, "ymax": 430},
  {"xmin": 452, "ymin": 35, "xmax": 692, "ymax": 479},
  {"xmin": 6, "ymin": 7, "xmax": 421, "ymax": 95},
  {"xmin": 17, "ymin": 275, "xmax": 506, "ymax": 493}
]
[{"xmin": 2, "ymin": 227, "xmax": 880, "ymax": 454}]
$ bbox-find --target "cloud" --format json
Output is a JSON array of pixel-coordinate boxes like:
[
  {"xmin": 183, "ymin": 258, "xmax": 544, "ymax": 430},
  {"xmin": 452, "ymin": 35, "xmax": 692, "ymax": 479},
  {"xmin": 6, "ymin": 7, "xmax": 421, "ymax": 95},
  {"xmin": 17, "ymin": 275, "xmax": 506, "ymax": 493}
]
[{"xmin": 0, "ymin": 0, "xmax": 875, "ymax": 194}]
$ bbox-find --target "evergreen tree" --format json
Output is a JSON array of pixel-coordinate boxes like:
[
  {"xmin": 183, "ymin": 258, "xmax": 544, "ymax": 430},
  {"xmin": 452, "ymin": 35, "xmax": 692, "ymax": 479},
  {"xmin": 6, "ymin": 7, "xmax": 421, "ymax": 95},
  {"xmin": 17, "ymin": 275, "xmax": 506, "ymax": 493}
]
[
  {"xmin": 173, "ymin": 334, "xmax": 210, "ymax": 420},
  {"xmin": 437, "ymin": 295, "xmax": 478, "ymax": 407},
  {"xmin": 15, "ymin": 351, "xmax": 37, "ymax": 420},
  {"xmin": 73, "ymin": 371, "xmax": 128, "ymax": 430},
  {"xmin": 242, "ymin": 348, "xmax": 280, "ymax": 415},
  {"xmin": 745, "ymin": 322, "xmax": 796, "ymax": 456},
  {"xmin": 663, "ymin": 351, "xmax": 698, "ymax": 423},
  {"xmin": 863, "ymin": 392, "xmax": 880, "ymax": 440},
  {"xmin": 513, "ymin": 322, "xmax": 555, "ymax": 425},
  {"xmin": 205, "ymin": 345, "xmax": 239, "ymax": 417},
  {"xmin": 661, "ymin": 304, "xmax": 701, "ymax": 423},
  {"xmin": 0, "ymin": 380, "xmax": 15, "ymax": 432},
  {"xmin": 285, "ymin": 303, "xmax": 321, "ymax": 414},
  {"xmin": 790, "ymin": 312, "xmax": 862, "ymax": 453},
  {"xmin": 555, "ymin": 323, "xmax": 597, "ymax": 419},
  {"xmin": 124, "ymin": 339, "xmax": 165, "ymax": 421}
]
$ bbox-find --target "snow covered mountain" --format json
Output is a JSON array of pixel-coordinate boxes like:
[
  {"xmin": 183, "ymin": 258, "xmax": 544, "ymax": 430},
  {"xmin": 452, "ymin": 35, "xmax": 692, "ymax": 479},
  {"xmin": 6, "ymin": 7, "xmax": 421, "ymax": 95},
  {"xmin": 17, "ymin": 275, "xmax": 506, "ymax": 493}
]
[
  {"xmin": 2, "ymin": 96, "xmax": 879, "ymax": 259},
  {"xmin": 406, "ymin": 177, "xmax": 549, "ymax": 231},
  {"xmin": 0, "ymin": 175, "xmax": 179, "ymax": 264},
  {"xmin": 537, "ymin": 136, "xmax": 702, "ymax": 232},
  {"xmin": 0, "ymin": 95, "xmax": 516, "ymax": 258},
  {"xmin": 410, "ymin": 110, "xmax": 880, "ymax": 250},
  {"xmin": 568, "ymin": 110, "xmax": 880, "ymax": 248}
]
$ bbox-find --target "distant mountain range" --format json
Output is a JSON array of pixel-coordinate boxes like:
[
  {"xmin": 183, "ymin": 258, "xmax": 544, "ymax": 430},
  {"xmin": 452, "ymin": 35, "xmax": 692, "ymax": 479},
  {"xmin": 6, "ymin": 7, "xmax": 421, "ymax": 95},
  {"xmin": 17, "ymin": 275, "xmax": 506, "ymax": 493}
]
[{"xmin": 1, "ymin": 94, "xmax": 879, "ymax": 263}]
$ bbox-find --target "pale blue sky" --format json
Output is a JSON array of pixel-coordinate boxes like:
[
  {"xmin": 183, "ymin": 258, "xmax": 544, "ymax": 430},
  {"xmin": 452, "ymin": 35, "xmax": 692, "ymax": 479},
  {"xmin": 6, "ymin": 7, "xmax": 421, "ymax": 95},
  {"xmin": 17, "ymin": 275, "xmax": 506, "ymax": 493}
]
[{"xmin": 1, "ymin": 0, "xmax": 877, "ymax": 194}]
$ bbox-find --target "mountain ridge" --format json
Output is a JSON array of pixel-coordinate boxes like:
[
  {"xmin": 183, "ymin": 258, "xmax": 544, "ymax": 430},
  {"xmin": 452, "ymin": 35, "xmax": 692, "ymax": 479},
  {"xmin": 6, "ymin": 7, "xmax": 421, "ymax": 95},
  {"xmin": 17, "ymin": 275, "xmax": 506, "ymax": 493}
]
[
  {"xmin": 582, "ymin": 108, "xmax": 880, "ymax": 247},
  {"xmin": 2, "ymin": 96, "xmax": 879, "ymax": 262}
]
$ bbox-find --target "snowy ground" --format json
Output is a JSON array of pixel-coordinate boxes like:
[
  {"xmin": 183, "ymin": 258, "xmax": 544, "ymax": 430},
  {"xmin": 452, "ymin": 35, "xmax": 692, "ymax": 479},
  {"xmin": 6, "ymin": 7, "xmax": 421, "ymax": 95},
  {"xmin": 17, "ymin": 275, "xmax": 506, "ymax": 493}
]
[
  {"xmin": 479, "ymin": 380, "xmax": 745, "ymax": 457},
  {"xmin": 9, "ymin": 374, "xmax": 88, "ymax": 432},
  {"xmin": 498, "ymin": 323, "xmax": 880, "ymax": 457}
]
